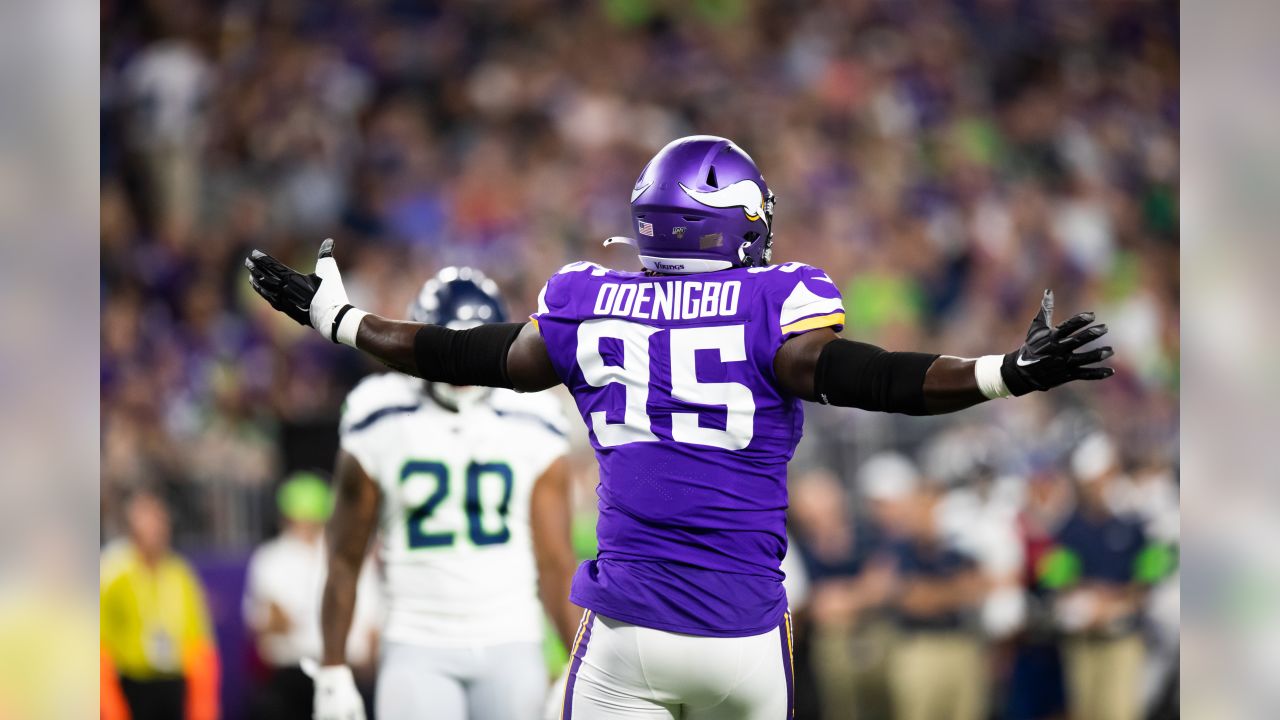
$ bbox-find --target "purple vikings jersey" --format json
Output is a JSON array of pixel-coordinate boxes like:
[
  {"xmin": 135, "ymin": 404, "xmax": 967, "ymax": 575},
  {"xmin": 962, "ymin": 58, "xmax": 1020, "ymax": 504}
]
[{"xmin": 531, "ymin": 260, "xmax": 845, "ymax": 637}]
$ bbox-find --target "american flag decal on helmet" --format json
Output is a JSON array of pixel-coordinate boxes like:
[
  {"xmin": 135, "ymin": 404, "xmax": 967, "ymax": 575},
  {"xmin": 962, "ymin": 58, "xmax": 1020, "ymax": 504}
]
[{"xmin": 639, "ymin": 220, "xmax": 654, "ymax": 237}]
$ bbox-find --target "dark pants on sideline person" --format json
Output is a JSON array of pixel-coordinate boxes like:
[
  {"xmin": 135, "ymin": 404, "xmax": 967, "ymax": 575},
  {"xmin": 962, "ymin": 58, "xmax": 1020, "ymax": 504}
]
[
  {"xmin": 120, "ymin": 676, "xmax": 186, "ymax": 720},
  {"xmin": 249, "ymin": 665, "xmax": 315, "ymax": 720}
]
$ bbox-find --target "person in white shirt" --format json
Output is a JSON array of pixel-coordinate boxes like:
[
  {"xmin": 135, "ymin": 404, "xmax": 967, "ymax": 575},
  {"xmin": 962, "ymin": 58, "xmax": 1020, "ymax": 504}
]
[{"xmin": 243, "ymin": 471, "xmax": 381, "ymax": 720}]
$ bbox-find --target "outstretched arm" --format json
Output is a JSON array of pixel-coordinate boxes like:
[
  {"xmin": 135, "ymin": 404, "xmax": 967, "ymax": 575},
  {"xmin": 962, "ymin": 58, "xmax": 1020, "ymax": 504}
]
[
  {"xmin": 774, "ymin": 290, "xmax": 1114, "ymax": 414},
  {"xmin": 245, "ymin": 240, "xmax": 560, "ymax": 392}
]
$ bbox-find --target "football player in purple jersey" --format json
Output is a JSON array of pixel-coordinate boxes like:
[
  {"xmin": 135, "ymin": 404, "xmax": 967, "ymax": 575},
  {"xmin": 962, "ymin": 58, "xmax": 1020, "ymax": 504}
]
[{"xmin": 247, "ymin": 136, "xmax": 1113, "ymax": 719}]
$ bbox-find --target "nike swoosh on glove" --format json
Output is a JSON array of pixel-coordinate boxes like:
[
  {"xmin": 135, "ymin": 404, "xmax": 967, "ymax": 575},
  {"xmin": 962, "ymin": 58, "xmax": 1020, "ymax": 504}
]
[{"xmin": 1001, "ymin": 289, "xmax": 1115, "ymax": 396}]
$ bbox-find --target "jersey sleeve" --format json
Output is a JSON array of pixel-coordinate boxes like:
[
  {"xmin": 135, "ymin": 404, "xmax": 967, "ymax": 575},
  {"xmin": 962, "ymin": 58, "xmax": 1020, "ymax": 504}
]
[
  {"xmin": 529, "ymin": 261, "xmax": 603, "ymax": 327},
  {"xmin": 769, "ymin": 263, "xmax": 846, "ymax": 341},
  {"xmin": 529, "ymin": 262, "xmax": 607, "ymax": 385}
]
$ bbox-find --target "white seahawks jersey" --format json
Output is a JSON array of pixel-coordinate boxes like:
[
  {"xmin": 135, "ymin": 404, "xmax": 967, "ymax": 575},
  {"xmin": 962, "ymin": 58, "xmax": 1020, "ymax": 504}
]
[{"xmin": 339, "ymin": 373, "xmax": 570, "ymax": 648}]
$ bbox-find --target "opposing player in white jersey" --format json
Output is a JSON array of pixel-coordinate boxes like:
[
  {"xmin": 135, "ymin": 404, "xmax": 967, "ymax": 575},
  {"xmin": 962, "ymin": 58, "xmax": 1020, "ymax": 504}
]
[{"xmin": 310, "ymin": 268, "xmax": 579, "ymax": 720}]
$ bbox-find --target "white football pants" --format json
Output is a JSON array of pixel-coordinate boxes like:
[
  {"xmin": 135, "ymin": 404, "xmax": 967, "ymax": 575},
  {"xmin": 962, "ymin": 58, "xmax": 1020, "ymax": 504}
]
[
  {"xmin": 377, "ymin": 639, "xmax": 547, "ymax": 720},
  {"xmin": 553, "ymin": 610, "xmax": 794, "ymax": 720}
]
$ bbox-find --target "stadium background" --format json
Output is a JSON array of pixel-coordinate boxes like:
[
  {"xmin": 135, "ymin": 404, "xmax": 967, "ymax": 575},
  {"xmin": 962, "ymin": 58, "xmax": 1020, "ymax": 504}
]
[{"xmin": 100, "ymin": 0, "xmax": 1178, "ymax": 718}]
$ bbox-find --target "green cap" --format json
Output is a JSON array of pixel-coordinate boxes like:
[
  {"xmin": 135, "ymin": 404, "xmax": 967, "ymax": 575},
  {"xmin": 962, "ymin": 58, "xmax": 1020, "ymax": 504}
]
[{"xmin": 277, "ymin": 472, "xmax": 333, "ymax": 523}]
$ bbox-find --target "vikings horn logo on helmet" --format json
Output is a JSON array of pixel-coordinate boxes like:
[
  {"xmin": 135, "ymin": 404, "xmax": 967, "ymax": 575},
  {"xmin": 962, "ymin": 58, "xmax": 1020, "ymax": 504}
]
[
  {"xmin": 678, "ymin": 180, "xmax": 768, "ymax": 225},
  {"xmin": 631, "ymin": 180, "xmax": 654, "ymax": 202}
]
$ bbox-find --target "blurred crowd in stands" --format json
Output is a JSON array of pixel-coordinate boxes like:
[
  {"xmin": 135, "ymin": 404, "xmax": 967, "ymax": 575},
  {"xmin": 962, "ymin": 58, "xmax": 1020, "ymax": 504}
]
[{"xmin": 101, "ymin": 0, "xmax": 1178, "ymax": 718}]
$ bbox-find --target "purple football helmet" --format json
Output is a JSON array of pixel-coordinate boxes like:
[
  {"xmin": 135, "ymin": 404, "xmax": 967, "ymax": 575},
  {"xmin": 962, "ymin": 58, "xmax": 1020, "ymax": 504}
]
[{"xmin": 609, "ymin": 135, "xmax": 775, "ymax": 274}]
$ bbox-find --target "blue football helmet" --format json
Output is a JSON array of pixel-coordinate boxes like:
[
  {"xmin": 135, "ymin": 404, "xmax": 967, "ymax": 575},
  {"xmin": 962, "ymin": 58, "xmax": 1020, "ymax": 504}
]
[
  {"xmin": 409, "ymin": 266, "xmax": 507, "ymax": 328},
  {"xmin": 408, "ymin": 267, "xmax": 506, "ymax": 409}
]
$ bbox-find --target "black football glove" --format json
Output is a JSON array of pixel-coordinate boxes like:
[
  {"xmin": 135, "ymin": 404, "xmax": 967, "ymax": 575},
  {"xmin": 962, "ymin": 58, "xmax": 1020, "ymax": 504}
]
[
  {"xmin": 1001, "ymin": 289, "xmax": 1114, "ymax": 396},
  {"xmin": 245, "ymin": 238, "xmax": 358, "ymax": 342}
]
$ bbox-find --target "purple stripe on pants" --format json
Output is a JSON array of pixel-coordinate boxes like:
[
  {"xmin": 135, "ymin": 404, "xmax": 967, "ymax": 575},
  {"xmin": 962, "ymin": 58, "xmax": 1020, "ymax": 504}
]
[
  {"xmin": 562, "ymin": 610, "xmax": 596, "ymax": 719},
  {"xmin": 780, "ymin": 612, "xmax": 794, "ymax": 718}
]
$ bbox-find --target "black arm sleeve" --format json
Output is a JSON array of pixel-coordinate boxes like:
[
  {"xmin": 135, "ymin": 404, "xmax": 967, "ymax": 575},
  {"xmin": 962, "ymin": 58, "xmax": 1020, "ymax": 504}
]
[
  {"xmin": 413, "ymin": 322, "xmax": 525, "ymax": 388},
  {"xmin": 814, "ymin": 338, "xmax": 939, "ymax": 415}
]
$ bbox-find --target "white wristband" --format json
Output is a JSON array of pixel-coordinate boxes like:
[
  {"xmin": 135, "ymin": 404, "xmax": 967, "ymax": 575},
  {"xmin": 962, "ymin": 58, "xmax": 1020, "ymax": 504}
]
[
  {"xmin": 975, "ymin": 354, "xmax": 1011, "ymax": 399},
  {"xmin": 335, "ymin": 308, "xmax": 368, "ymax": 348}
]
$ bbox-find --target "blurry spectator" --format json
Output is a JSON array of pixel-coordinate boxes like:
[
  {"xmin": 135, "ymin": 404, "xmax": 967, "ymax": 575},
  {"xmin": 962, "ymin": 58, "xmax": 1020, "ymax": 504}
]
[
  {"xmin": 1077, "ymin": 439, "xmax": 1180, "ymax": 717},
  {"xmin": 120, "ymin": 37, "xmax": 212, "ymax": 241},
  {"xmin": 1040, "ymin": 434, "xmax": 1157, "ymax": 720},
  {"xmin": 243, "ymin": 472, "xmax": 380, "ymax": 720},
  {"xmin": 100, "ymin": 489, "xmax": 220, "ymax": 720},
  {"xmin": 1005, "ymin": 457, "xmax": 1073, "ymax": 720},
  {"xmin": 872, "ymin": 454, "xmax": 989, "ymax": 720},
  {"xmin": 928, "ymin": 433, "xmax": 1029, "ymax": 641},
  {"xmin": 791, "ymin": 467, "xmax": 896, "ymax": 720}
]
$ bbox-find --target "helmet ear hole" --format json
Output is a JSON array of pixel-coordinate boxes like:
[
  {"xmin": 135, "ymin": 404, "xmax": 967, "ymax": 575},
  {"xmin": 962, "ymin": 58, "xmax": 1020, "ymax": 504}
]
[
  {"xmin": 706, "ymin": 165, "xmax": 718, "ymax": 188},
  {"xmin": 740, "ymin": 232, "xmax": 764, "ymax": 267}
]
